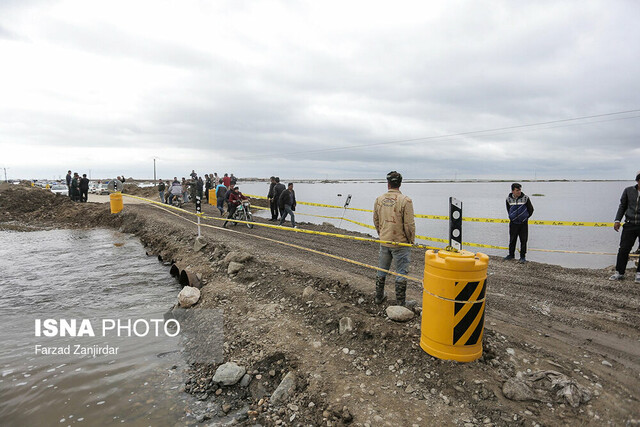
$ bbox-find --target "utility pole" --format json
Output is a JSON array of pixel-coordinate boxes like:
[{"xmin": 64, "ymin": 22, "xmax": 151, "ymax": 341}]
[
  {"xmin": 153, "ymin": 158, "xmax": 158, "ymax": 183},
  {"xmin": 3, "ymin": 167, "xmax": 8, "ymax": 182}
]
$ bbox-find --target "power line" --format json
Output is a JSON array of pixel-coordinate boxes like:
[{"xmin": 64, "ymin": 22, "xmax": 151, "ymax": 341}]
[{"xmin": 242, "ymin": 108, "xmax": 640, "ymax": 159}]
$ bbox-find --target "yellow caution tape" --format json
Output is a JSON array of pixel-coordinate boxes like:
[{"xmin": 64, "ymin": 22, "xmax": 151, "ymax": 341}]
[
  {"xmin": 150, "ymin": 203, "xmax": 489, "ymax": 304},
  {"xmin": 244, "ymin": 194, "xmax": 615, "ymax": 227},
  {"xmin": 122, "ymin": 194, "xmax": 637, "ymax": 257},
  {"xmin": 120, "ymin": 194, "xmax": 439, "ymax": 250}
]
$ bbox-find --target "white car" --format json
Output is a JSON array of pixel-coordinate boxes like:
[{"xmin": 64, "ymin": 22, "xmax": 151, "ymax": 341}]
[
  {"xmin": 97, "ymin": 184, "xmax": 110, "ymax": 195},
  {"xmin": 50, "ymin": 184, "xmax": 68, "ymax": 195}
]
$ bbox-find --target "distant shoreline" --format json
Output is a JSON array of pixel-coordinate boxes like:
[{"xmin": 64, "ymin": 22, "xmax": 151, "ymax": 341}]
[{"xmin": 16, "ymin": 178, "xmax": 633, "ymax": 185}]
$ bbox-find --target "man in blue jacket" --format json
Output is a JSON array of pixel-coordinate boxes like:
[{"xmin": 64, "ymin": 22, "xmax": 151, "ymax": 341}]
[
  {"xmin": 610, "ymin": 171, "xmax": 640, "ymax": 283},
  {"xmin": 504, "ymin": 183, "xmax": 534, "ymax": 263}
]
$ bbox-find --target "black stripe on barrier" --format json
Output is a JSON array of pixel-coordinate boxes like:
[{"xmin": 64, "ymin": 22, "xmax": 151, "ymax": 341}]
[
  {"xmin": 454, "ymin": 281, "xmax": 480, "ymax": 315},
  {"xmin": 465, "ymin": 310, "xmax": 485, "ymax": 346},
  {"xmin": 478, "ymin": 279, "xmax": 486, "ymax": 300},
  {"xmin": 453, "ymin": 299, "xmax": 483, "ymax": 345}
]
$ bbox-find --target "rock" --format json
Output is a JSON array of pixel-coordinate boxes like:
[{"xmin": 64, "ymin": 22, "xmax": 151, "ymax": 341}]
[
  {"xmin": 213, "ymin": 362, "xmax": 246, "ymax": 386},
  {"xmin": 339, "ymin": 317, "xmax": 354, "ymax": 334},
  {"xmin": 601, "ymin": 360, "xmax": 612, "ymax": 367},
  {"xmin": 228, "ymin": 261, "xmax": 243, "ymax": 275},
  {"xmin": 224, "ymin": 250, "xmax": 253, "ymax": 264},
  {"xmin": 222, "ymin": 404, "xmax": 231, "ymax": 413},
  {"xmin": 271, "ymin": 372, "xmax": 296, "ymax": 405},
  {"xmin": 302, "ymin": 286, "xmax": 315, "ymax": 299},
  {"xmin": 405, "ymin": 385, "xmax": 415, "ymax": 394},
  {"xmin": 341, "ymin": 406, "xmax": 353, "ymax": 422},
  {"xmin": 193, "ymin": 236, "xmax": 207, "ymax": 252},
  {"xmin": 178, "ymin": 286, "xmax": 200, "ymax": 308},
  {"xmin": 506, "ymin": 348, "xmax": 516, "ymax": 356},
  {"xmin": 502, "ymin": 377, "xmax": 538, "ymax": 401},
  {"xmin": 385, "ymin": 306, "xmax": 414, "ymax": 322},
  {"xmin": 239, "ymin": 374, "xmax": 252, "ymax": 387}
]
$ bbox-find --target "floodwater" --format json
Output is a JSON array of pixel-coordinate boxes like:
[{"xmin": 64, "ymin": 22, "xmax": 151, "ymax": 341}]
[
  {"xmin": 238, "ymin": 180, "xmax": 637, "ymax": 269},
  {"xmin": 0, "ymin": 229, "xmax": 189, "ymax": 426}
]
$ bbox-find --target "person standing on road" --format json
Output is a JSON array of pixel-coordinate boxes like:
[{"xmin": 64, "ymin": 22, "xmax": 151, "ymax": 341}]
[
  {"xmin": 267, "ymin": 176, "xmax": 278, "ymax": 221},
  {"xmin": 272, "ymin": 177, "xmax": 286, "ymax": 220},
  {"xmin": 610, "ymin": 171, "xmax": 640, "ymax": 283},
  {"xmin": 215, "ymin": 180, "xmax": 227, "ymax": 215},
  {"xmin": 79, "ymin": 174, "xmax": 90, "ymax": 202},
  {"xmin": 278, "ymin": 183, "xmax": 297, "ymax": 228},
  {"xmin": 70, "ymin": 173, "xmax": 81, "ymax": 202},
  {"xmin": 373, "ymin": 171, "xmax": 415, "ymax": 306},
  {"xmin": 157, "ymin": 179, "xmax": 166, "ymax": 203},
  {"xmin": 66, "ymin": 170, "xmax": 72, "ymax": 198},
  {"xmin": 222, "ymin": 173, "xmax": 231, "ymax": 188},
  {"xmin": 204, "ymin": 174, "xmax": 211, "ymax": 203},
  {"xmin": 504, "ymin": 183, "xmax": 534, "ymax": 264}
]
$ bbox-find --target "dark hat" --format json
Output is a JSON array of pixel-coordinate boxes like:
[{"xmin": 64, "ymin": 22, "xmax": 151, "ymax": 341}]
[{"xmin": 386, "ymin": 171, "xmax": 402, "ymax": 185}]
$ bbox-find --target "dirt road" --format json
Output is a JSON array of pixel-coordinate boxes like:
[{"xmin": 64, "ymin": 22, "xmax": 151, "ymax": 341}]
[{"xmin": 1, "ymin": 184, "xmax": 638, "ymax": 426}]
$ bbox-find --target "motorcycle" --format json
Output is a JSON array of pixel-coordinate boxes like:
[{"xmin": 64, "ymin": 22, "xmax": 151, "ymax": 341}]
[
  {"xmin": 169, "ymin": 193, "xmax": 183, "ymax": 208},
  {"xmin": 232, "ymin": 199, "xmax": 254, "ymax": 228}
]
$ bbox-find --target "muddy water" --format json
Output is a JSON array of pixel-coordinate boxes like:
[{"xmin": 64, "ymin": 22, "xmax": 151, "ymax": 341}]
[{"xmin": 0, "ymin": 229, "xmax": 191, "ymax": 426}]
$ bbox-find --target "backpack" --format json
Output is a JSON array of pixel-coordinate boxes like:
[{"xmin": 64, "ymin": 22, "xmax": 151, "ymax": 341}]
[{"xmin": 216, "ymin": 185, "xmax": 226, "ymax": 198}]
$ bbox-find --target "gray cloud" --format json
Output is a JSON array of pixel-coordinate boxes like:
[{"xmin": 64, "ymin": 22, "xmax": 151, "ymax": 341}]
[{"xmin": 1, "ymin": 0, "xmax": 639, "ymax": 180}]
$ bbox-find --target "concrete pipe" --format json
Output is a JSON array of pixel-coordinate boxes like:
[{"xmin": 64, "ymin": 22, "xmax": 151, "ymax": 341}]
[
  {"xmin": 179, "ymin": 270, "xmax": 201, "ymax": 289},
  {"xmin": 169, "ymin": 263, "xmax": 183, "ymax": 278}
]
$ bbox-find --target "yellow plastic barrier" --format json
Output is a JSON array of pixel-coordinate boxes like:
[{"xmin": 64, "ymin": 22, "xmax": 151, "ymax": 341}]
[
  {"xmin": 420, "ymin": 249, "xmax": 488, "ymax": 362},
  {"xmin": 208, "ymin": 189, "xmax": 215, "ymax": 205},
  {"xmin": 110, "ymin": 192, "xmax": 123, "ymax": 214}
]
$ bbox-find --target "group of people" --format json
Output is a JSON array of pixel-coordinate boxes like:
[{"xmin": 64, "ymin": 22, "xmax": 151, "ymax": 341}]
[
  {"xmin": 158, "ymin": 169, "xmax": 639, "ymax": 307},
  {"xmin": 65, "ymin": 170, "xmax": 90, "ymax": 202},
  {"xmin": 371, "ymin": 170, "xmax": 640, "ymax": 307},
  {"xmin": 267, "ymin": 177, "xmax": 297, "ymax": 228}
]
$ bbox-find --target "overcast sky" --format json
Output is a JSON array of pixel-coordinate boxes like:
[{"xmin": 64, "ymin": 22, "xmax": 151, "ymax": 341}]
[{"xmin": 1, "ymin": 0, "xmax": 639, "ymax": 181}]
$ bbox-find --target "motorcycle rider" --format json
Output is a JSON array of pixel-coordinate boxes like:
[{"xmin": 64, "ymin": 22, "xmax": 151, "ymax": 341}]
[
  {"xmin": 168, "ymin": 177, "xmax": 182, "ymax": 205},
  {"xmin": 223, "ymin": 186, "xmax": 248, "ymax": 227}
]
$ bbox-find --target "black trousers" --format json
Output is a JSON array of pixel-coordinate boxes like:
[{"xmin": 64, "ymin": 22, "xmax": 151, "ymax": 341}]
[
  {"xmin": 223, "ymin": 205, "xmax": 238, "ymax": 226},
  {"xmin": 509, "ymin": 222, "xmax": 529, "ymax": 258},
  {"xmin": 615, "ymin": 223, "xmax": 640, "ymax": 274},
  {"xmin": 80, "ymin": 189, "xmax": 88, "ymax": 202},
  {"xmin": 270, "ymin": 199, "xmax": 279, "ymax": 220}
]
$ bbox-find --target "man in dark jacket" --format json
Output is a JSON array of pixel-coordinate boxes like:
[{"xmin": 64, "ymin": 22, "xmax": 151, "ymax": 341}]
[
  {"xmin": 273, "ymin": 177, "xmax": 286, "ymax": 219},
  {"xmin": 610, "ymin": 171, "xmax": 640, "ymax": 283},
  {"xmin": 79, "ymin": 174, "xmax": 90, "ymax": 202},
  {"xmin": 224, "ymin": 184, "xmax": 235, "ymax": 213},
  {"xmin": 66, "ymin": 170, "xmax": 72, "ymax": 197},
  {"xmin": 267, "ymin": 176, "xmax": 278, "ymax": 221},
  {"xmin": 278, "ymin": 183, "xmax": 297, "ymax": 228},
  {"xmin": 204, "ymin": 174, "xmax": 211, "ymax": 203},
  {"xmin": 70, "ymin": 173, "xmax": 81, "ymax": 202},
  {"xmin": 157, "ymin": 179, "xmax": 166, "ymax": 203},
  {"xmin": 216, "ymin": 180, "xmax": 227, "ymax": 215},
  {"xmin": 504, "ymin": 183, "xmax": 534, "ymax": 263}
]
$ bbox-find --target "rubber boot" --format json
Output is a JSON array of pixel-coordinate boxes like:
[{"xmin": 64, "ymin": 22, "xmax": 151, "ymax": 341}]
[
  {"xmin": 374, "ymin": 276, "xmax": 387, "ymax": 304},
  {"xmin": 395, "ymin": 280, "xmax": 407, "ymax": 306}
]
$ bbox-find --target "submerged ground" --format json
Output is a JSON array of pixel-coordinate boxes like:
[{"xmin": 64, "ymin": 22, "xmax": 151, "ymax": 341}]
[{"xmin": 1, "ymin": 183, "xmax": 638, "ymax": 426}]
